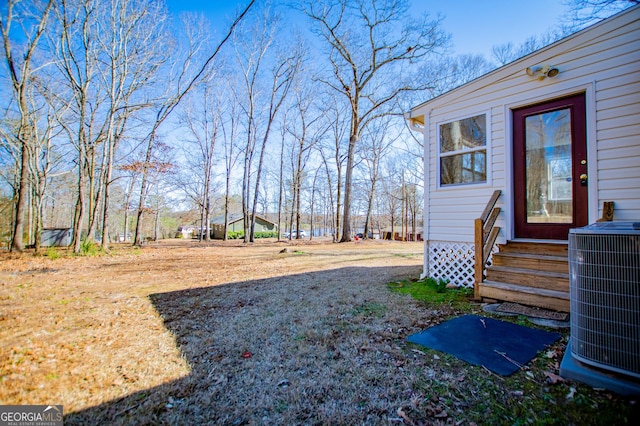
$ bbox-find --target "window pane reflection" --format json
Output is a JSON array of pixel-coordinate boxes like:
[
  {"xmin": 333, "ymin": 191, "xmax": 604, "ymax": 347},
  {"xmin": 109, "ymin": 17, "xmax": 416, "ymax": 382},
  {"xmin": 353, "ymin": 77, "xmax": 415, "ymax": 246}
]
[
  {"xmin": 525, "ymin": 108, "xmax": 573, "ymax": 224},
  {"xmin": 439, "ymin": 114, "xmax": 487, "ymax": 186},
  {"xmin": 441, "ymin": 151, "xmax": 486, "ymax": 185}
]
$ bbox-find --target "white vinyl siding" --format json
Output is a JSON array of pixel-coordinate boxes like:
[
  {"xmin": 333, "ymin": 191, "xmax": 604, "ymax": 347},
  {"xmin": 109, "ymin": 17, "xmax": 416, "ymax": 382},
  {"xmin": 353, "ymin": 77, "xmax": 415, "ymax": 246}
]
[
  {"xmin": 413, "ymin": 5, "xmax": 640, "ymax": 247},
  {"xmin": 593, "ymin": 35, "xmax": 640, "ymax": 221}
]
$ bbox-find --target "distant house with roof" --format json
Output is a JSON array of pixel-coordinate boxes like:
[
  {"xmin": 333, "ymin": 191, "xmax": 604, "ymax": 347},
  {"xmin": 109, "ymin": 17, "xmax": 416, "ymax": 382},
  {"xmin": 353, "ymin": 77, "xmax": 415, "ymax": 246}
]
[
  {"xmin": 210, "ymin": 214, "xmax": 277, "ymax": 239},
  {"xmin": 176, "ymin": 225, "xmax": 197, "ymax": 239}
]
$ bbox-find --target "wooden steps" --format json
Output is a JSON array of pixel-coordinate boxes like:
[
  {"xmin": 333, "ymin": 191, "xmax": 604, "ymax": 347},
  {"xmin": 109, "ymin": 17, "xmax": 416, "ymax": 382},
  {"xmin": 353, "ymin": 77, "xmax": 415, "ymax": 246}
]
[
  {"xmin": 479, "ymin": 241, "xmax": 570, "ymax": 312},
  {"xmin": 480, "ymin": 280, "xmax": 570, "ymax": 312},
  {"xmin": 491, "ymin": 253, "xmax": 568, "ymax": 274}
]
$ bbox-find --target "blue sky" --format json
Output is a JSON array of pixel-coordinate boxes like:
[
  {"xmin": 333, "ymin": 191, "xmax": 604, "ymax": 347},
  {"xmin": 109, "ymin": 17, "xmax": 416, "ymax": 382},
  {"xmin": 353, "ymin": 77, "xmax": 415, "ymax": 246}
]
[
  {"xmin": 419, "ymin": 0, "xmax": 568, "ymax": 57},
  {"xmin": 165, "ymin": 0, "xmax": 569, "ymax": 59}
]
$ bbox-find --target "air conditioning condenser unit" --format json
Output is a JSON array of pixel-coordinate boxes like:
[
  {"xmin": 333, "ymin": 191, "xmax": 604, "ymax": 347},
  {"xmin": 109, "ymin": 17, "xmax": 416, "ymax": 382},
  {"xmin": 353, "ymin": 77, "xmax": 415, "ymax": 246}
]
[{"xmin": 560, "ymin": 221, "xmax": 640, "ymax": 395}]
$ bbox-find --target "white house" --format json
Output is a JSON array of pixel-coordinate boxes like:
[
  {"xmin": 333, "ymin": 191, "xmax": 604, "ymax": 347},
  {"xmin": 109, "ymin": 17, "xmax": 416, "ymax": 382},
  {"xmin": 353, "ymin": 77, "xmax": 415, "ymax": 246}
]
[{"xmin": 406, "ymin": 5, "xmax": 640, "ymax": 303}]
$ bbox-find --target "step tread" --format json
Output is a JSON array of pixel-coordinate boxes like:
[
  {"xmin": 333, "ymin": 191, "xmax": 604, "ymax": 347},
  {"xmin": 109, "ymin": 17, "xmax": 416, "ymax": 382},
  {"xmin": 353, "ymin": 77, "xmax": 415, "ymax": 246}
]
[
  {"xmin": 491, "ymin": 252, "xmax": 569, "ymax": 273},
  {"xmin": 493, "ymin": 252, "xmax": 568, "ymax": 262},
  {"xmin": 482, "ymin": 280, "xmax": 570, "ymax": 299},
  {"xmin": 498, "ymin": 242, "xmax": 568, "ymax": 255},
  {"xmin": 488, "ymin": 265, "xmax": 568, "ymax": 278},
  {"xmin": 501, "ymin": 241, "xmax": 568, "ymax": 247}
]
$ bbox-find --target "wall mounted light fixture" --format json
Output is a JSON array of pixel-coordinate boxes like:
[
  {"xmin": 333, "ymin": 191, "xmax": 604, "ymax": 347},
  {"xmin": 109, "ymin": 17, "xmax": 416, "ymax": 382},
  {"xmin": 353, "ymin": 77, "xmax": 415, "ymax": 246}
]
[{"xmin": 525, "ymin": 64, "xmax": 560, "ymax": 80}]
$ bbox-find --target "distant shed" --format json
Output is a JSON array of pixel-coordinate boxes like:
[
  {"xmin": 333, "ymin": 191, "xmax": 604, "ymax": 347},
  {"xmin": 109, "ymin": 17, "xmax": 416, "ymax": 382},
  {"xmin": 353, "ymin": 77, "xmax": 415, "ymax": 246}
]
[{"xmin": 41, "ymin": 228, "xmax": 73, "ymax": 247}]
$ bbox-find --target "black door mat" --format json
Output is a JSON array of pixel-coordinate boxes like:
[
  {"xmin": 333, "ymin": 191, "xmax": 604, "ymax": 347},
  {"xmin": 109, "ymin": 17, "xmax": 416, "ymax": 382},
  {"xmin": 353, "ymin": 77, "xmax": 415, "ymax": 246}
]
[
  {"xmin": 407, "ymin": 314, "xmax": 561, "ymax": 376},
  {"xmin": 495, "ymin": 302, "xmax": 569, "ymax": 321}
]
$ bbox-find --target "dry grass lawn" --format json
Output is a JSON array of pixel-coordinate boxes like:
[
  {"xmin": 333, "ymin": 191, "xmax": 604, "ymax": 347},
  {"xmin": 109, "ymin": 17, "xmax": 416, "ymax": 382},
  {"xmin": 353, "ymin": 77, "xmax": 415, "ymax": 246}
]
[{"xmin": 0, "ymin": 238, "xmax": 637, "ymax": 425}]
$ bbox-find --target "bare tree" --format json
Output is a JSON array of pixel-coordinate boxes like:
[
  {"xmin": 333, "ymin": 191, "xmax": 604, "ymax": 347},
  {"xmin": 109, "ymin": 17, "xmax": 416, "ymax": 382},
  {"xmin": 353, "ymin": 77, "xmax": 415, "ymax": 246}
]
[
  {"xmin": 48, "ymin": 0, "xmax": 161, "ymax": 252},
  {"xmin": 249, "ymin": 46, "xmax": 301, "ymax": 242},
  {"xmin": 276, "ymin": 108, "xmax": 289, "ymax": 241},
  {"xmin": 93, "ymin": 0, "xmax": 173, "ymax": 250},
  {"xmin": 232, "ymin": 17, "xmax": 267, "ymax": 243},
  {"xmin": 491, "ymin": 33, "xmax": 561, "ymax": 66},
  {"xmin": 29, "ymin": 112, "xmax": 63, "ymax": 253},
  {"xmin": 360, "ymin": 117, "xmax": 397, "ymax": 239},
  {"xmin": 219, "ymin": 77, "xmax": 242, "ymax": 241},
  {"xmin": 489, "ymin": 0, "xmax": 636, "ymax": 68},
  {"xmin": 117, "ymin": 163, "xmax": 138, "ymax": 242},
  {"xmin": 316, "ymin": 92, "xmax": 349, "ymax": 242},
  {"xmin": 380, "ymin": 165, "xmax": 401, "ymax": 240},
  {"xmin": 180, "ymin": 74, "xmax": 223, "ymax": 241},
  {"xmin": 423, "ymin": 54, "xmax": 494, "ymax": 94},
  {"xmin": 308, "ymin": 164, "xmax": 323, "ymax": 240},
  {"xmin": 303, "ymin": 0, "xmax": 448, "ymax": 242},
  {"xmin": 133, "ymin": 0, "xmax": 255, "ymax": 246},
  {"xmin": 285, "ymin": 81, "xmax": 326, "ymax": 240},
  {"xmin": 48, "ymin": 0, "xmax": 111, "ymax": 253},
  {"xmin": 563, "ymin": 0, "xmax": 637, "ymax": 28},
  {"xmin": 232, "ymin": 5, "xmax": 300, "ymax": 242},
  {"xmin": 0, "ymin": 0, "xmax": 54, "ymax": 252}
]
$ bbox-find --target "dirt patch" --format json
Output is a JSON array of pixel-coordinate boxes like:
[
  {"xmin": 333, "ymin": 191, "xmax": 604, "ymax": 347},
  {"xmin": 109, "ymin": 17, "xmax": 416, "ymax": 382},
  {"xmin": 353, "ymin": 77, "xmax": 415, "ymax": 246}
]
[
  {"xmin": 495, "ymin": 302, "xmax": 569, "ymax": 321},
  {"xmin": 0, "ymin": 238, "xmax": 636, "ymax": 425}
]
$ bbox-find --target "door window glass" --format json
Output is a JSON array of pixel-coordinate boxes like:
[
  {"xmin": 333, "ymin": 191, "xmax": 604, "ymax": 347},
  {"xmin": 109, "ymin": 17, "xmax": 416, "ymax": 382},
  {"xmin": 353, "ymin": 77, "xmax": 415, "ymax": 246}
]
[{"xmin": 524, "ymin": 108, "xmax": 572, "ymax": 224}]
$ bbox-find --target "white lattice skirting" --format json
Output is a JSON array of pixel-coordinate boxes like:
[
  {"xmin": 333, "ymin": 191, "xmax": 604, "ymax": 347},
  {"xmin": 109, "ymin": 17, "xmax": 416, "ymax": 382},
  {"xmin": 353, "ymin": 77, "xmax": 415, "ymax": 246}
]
[{"xmin": 426, "ymin": 241, "xmax": 497, "ymax": 287}]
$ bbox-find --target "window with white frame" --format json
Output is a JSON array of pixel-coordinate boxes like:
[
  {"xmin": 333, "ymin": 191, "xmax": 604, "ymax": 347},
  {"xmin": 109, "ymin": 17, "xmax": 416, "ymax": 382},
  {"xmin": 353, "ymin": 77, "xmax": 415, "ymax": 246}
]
[{"xmin": 438, "ymin": 114, "xmax": 487, "ymax": 186}]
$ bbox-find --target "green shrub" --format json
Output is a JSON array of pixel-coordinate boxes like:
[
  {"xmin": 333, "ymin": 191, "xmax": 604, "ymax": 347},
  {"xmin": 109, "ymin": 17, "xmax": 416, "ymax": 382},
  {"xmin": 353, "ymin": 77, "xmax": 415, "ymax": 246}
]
[
  {"xmin": 388, "ymin": 277, "xmax": 471, "ymax": 307},
  {"xmin": 45, "ymin": 246, "xmax": 60, "ymax": 259},
  {"xmin": 254, "ymin": 231, "xmax": 277, "ymax": 239},
  {"xmin": 79, "ymin": 239, "xmax": 101, "ymax": 256},
  {"xmin": 226, "ymin": 231, "xmax": 277, "ymax": 239},
  {"xmin": 428, "ymin": 277, "xmax": 450, "ymax": 293}
]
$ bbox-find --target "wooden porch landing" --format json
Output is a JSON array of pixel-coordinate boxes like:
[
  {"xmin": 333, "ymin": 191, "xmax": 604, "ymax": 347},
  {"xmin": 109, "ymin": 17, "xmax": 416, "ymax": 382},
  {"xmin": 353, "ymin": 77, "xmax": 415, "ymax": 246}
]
[{"xmin": 479, "ymin": 241, "xmax": 570, "ymax": 312}]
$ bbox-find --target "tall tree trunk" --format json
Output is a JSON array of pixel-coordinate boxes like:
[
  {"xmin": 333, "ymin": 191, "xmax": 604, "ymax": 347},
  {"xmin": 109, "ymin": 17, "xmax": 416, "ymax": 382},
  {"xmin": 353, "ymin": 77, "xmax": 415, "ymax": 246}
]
[
  {"xmin": 250, "ymin": 97, "xmax": 291, "ymax": 241},
  {"xmin": 86, "ymin": 147, "xmax": 99, "ymax": 241},
  {"xmin": 101, "ymin": 133, "xmax": 117, "ymax": 250},
  {"xmin": 204, "ymin": 197, "xmax": 211, "ymax": 241},
  {"xmin": 11, "ymin": 141, "xmax": 29, "ymax": 252},
  {"xmin": 251, "ymin": 131, "xmax": 271, "ymax": 243},
  {"xmin": 31, "ymin": 176, "xmax": 41, "ymax": 253},
  {"xmin": 204, "ymin": 128, "xmax": 213, "ymax": 241},
  {"xmin": 33, "ymin": 156, "xmax": 48, "ymax": 254},
  {"xmin": 154, "ymin": 195, "xmax": 160, "ymax": 241},
  {"xmin": 277, "ymin": 128, "xmax": 285, "ymax": 240},
  {"xmin": 288, "ymin": 177, "xmax": 297, "ymax": 239},
  {"xmin": 134, "ymin": 129, "xmax": 157, "ymax": 246},
  {"xmin": 309, "ymin": 167, "xmax": 321, "ymax": 241},
  {"xmin": 363, "ymin": 189, "xmax": 374, "ymax": 239},
  {"xmin": 334, "ymin": 154, "xmax": 342, "ymax": 243},
  {"xmin": 294, "ymin": 167, "xmax": 303, "ymax": 238},
  {"xmin": 199, "ymin": 195, "xmax": 206, "ymax": 242},
  {"xmin": 340, "ymin": 130, "xmax": 358, "ymax": 242},
  {"xmin": 242, "ymin": 124, "xmax": 253, "ymax": 243},
  {"xmin": 390, "ymin": 210, "xmax": 395, "ymax": 241},
  {"xmin": 320, "ymin": 154, "xmax": 336, "ymax": 242},
  {"xmin": 122, "ymin": 176, "xmax": 134, "ymax": 242},
  {"xmin": 295, "ymin": 170, "xmax": 301, "ymax": 238},
  {"xmin": 72, "ymin": 153, "xmax": 87, "ymax": 253},
  {"xmin": 223, "ymin": 179, "xmax": 230, "ymax": 242},
  {"xmin": 3, "ymin": 0, "xmax": 54, "ymax": 252}
]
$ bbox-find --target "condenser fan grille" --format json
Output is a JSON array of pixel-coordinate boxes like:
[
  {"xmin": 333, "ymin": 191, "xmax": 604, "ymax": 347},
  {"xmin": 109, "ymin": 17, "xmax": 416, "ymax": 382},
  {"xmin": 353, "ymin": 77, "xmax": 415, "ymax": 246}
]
[{"xmin": 569, "ymin": 224, "xmax": 640, "ymax": 379}]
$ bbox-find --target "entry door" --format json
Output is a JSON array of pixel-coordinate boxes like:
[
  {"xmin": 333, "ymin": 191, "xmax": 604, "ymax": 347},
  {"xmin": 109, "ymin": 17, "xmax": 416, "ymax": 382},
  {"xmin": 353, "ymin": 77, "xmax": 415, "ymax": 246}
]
[{"xmin": 513, "ymin": 93, "xmax": 588, "ymax": 240}]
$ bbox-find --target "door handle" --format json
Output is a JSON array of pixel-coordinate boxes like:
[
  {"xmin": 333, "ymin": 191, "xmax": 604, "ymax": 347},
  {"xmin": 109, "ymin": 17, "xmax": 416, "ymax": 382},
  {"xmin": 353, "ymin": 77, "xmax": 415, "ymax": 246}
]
[{"xmin": 580, "ymin": 173, "xmax": 588, "ymax": 185}]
